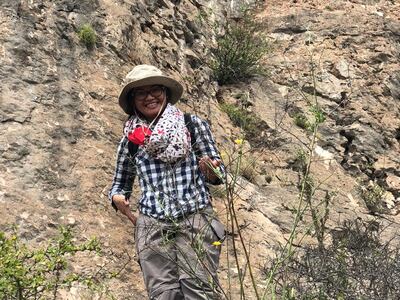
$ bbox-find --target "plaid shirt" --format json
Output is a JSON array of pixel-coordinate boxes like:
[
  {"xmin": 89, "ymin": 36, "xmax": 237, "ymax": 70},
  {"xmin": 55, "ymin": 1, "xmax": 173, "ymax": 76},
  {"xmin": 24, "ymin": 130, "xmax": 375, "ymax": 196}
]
[{"xmin": 109, "ymin": 115, "xmax": 225, "ymax": 220}]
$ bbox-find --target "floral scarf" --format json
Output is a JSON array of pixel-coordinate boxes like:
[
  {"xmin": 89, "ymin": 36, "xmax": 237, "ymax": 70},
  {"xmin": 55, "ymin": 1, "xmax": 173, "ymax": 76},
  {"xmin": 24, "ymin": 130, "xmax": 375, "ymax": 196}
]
[{"xmin": 124, "ymin": 104, "xmax": 191, "ymax": 163}]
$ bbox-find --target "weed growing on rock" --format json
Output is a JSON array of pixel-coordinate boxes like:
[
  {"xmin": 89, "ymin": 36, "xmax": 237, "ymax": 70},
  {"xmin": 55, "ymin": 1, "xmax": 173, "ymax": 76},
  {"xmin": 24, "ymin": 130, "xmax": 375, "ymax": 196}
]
[
  {"xmin": 195, "ymin": 6, "xmax": 212, "ymax": 27},
  {"xmin": 293, "ymin": 105, "xmax": 325, "ymax": 132},
  {"xmin": 310, "ymin": 105, "xmax": 326, "ymax": 126},
  {"xmin": 220, "ymin": 140, "xmax": 259, "ymax": 184},
  {"xmin": 220, "ymin": 103, "xmax": 270, "ymax": 148},
  {"xmin": 220, "ymin": 103, "xmax": 257, "ymax": 134},
  {"xmin": 358, "ymin": 181, "xmax": 387, "ymax": 214},
  {"xmin": 263, "ymin": 52, "xmax": 334, "ymax": 299},
  {"xmin": 289, "ymin": 148, "xmax": 308, "ymax": 174},
  {"xmin": 209, "ymin": 184, "xmax": 227, "ymax": 199},
  {"xmin": 0, "ymin": 226, "xmax": 119, "ymax": 299},
  {"xmin": 238, "ymin": 155, "xmax": 258, "ymax": 182},
  {"xmin": 293, "ymin": 112, "xmax": 310, "ymax": 130},
  {"xmin": 78, "ymin": 24, "xmax": 96, "ymax": 49},
  {"xmin": 264, "ymin": 219, "xmax": 400, "ymax": 299},
  {"xmin": 211, "ymin": 9, "xmax": 269, "ymax": 85}
]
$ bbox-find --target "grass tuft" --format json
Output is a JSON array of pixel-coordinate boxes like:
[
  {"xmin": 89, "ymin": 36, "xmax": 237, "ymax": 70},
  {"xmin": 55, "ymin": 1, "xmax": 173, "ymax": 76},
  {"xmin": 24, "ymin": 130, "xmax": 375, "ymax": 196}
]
[{"xmin": 78, "ymin": 24, "xmax": 97, "ymax": 49}]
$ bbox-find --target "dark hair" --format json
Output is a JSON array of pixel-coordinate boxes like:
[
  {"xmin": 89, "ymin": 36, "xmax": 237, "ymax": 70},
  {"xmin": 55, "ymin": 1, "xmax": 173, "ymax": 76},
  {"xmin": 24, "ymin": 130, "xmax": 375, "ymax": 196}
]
[
  {"xmin": 126, "ymin": 89, "xmax": 135, "ymax": 115},
  {"xmin": 128, "ymin": 89, "xmax": 135, "ymax": 101},
  {"xmin": 165, "ymin": 87, "xmax": 171, "ymax": 100}
]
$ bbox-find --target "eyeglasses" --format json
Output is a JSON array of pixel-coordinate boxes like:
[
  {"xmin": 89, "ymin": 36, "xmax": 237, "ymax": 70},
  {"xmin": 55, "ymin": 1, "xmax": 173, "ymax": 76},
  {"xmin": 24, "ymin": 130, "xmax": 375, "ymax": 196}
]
[{"xmin": 134, "ymin": 86, "xmax": 165, "ymax": 101}]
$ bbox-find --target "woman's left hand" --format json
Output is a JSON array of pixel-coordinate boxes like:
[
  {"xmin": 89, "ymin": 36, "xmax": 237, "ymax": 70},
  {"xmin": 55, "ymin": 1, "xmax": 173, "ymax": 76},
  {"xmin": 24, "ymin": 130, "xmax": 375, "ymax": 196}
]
[{"xmin": 199, "ymin": 156, "xmax": 221, "ymax": 182}]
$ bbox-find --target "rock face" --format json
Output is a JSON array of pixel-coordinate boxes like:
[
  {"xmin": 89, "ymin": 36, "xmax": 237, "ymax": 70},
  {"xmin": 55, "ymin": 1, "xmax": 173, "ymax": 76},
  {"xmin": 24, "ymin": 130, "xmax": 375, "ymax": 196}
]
[
  {"xmin": 0, "ymin": 0, "xmax": 399, "ymax": 298},
  {"xmin": 258, "ymin": 1, "xmax": 399, "ymax": 198}
]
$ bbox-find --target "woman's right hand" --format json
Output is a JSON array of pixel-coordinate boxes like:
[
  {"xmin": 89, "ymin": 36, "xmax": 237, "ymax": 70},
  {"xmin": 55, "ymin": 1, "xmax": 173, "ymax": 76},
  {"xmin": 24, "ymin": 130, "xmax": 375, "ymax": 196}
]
[
  {"xmin": 112, "ymin": 194, "xmax": 137, "ymax": 226},
  {"xmin": 199, "ymin": 156, "xmax": 222, "ymax": 183}
]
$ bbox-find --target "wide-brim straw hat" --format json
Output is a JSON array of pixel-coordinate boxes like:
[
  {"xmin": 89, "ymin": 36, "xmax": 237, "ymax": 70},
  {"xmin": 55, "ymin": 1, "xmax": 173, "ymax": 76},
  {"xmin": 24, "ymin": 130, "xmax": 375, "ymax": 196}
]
[{"xmin": 118, "ymin": 64, "xmax": 184, "ymax": 115}]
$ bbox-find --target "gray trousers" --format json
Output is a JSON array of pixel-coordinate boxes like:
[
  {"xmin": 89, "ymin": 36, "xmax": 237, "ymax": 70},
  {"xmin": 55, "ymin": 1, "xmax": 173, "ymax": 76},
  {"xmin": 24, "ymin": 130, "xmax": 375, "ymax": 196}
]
[{"xmin": 134, "ymin": 207, "xmax": 225, "ymax": 300}]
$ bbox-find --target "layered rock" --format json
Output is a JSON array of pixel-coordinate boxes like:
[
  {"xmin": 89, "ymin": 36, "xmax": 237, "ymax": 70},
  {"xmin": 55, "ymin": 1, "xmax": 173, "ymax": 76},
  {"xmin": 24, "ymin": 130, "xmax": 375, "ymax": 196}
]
[{"xmin": 1, "ymin": 0, "xmax": 399, "ymax": 298}]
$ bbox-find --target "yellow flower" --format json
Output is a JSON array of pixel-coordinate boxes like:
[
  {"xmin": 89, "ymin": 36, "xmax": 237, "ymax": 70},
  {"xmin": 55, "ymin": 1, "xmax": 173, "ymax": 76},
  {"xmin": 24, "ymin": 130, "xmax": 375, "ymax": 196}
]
[
  {"xmin": 220, "ymin": 150, "xmax": 227, "ymax": 161},
  {"xmin": 212, "ymin": 241, "xmax": 222, "ymax": 246},
  {"xmin": 234, "ymin": 139, "xmax": 243, "ymax": 145}
]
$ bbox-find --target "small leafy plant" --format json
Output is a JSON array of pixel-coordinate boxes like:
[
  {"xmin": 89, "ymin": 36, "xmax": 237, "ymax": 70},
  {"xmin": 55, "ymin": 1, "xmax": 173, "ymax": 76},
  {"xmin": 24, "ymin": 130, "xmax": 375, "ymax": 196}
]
[
  {"xmin": 293, "ymin": 113, "xmax": 310, "ymax": 130},
  {"xmin": 211, "ymin": 9, "xmax": 269, "ymax": 85},
  {"xmin": 78, "ymin": 24, "xmax": 97, "ymax": 49},
  {"xmin": 0, "ymin": 226, "xmax": 101, "ymax": 299},
  {"xmin": 220, "ymin": 103, "xmax": 270, "ymax": 147},
  {"xmin": 220, "ymin": 103, "xmax": 256, "ymax": 132},
  {"xmin": 358, "ymin": 182, "xmax": 387, "ymax": 214},
  {"xmin": 293, "ymin": 106, "xmax": 325, "ymax": 132}
]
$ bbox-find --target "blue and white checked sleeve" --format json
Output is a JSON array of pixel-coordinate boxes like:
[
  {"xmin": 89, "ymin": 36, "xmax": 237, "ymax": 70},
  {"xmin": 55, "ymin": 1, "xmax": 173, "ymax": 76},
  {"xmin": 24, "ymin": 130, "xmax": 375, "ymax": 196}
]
[
  {"xmin": 191, "ymin": 115, "xmax": 226, "ymax": 184},
  {"xmin": 108, "ymin": 136, "xmax": 136, "ymax": 204}
]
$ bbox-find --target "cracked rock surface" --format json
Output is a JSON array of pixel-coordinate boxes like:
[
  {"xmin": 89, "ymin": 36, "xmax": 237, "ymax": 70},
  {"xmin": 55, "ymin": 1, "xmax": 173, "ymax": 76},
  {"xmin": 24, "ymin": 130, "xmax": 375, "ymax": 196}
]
[{"xmin": 1, "ymin": 0, "xmax": 399, "ymax": 298}]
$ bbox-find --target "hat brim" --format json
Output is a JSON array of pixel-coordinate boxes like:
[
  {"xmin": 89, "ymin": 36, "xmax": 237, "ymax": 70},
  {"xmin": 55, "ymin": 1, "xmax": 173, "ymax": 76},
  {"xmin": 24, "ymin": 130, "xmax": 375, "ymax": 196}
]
[{"xmin": 118, "ymin": 76, "xmax": 184, "ymax": 115}]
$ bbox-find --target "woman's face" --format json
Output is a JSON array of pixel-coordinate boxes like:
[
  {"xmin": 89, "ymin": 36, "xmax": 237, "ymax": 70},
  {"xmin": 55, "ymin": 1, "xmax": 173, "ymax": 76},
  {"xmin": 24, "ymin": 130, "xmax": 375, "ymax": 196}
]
[{"xmin": 132, "ymin": 85, "xmax": 167, "ymax": 121}]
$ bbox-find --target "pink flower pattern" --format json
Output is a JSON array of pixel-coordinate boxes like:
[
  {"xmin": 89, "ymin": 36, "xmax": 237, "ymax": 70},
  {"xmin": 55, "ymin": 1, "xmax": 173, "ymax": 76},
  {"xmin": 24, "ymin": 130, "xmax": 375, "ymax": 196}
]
[{"xmin": 123, "ymin": 104, "xmax": 191, "ymax": 163}]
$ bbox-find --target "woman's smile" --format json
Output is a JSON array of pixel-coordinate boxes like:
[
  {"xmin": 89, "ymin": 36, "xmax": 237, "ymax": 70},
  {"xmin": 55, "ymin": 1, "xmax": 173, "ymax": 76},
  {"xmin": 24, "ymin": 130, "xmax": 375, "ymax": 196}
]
[
  {"xmin": 133, "ymin": 85, "xmax": 167, "ymax": 121},
  {"xmin": 144, "ymin": 101, "xmax": 160, "ymax": 109}
]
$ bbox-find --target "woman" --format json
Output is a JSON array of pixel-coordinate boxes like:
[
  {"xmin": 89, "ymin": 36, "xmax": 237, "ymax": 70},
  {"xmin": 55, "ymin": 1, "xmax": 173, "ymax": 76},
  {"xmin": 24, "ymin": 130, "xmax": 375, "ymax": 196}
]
[{"xmin": 109, "ymin": 64, "xmax": 226, "ymax": 299}]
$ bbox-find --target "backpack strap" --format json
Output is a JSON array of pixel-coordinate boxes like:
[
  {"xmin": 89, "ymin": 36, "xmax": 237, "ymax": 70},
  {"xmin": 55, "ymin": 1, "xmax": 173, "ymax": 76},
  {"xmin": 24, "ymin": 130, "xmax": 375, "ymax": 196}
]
[
  {"xmin": 184, "ymin": 113, "xmax": 198, "ymax": 156},
  {"xmin": 128, "ymin": 140, "xmax": 139, "ymax": 157},
  {"xmin": 123, "ymin": 115, "xmax": 140, "ymax": 158}
]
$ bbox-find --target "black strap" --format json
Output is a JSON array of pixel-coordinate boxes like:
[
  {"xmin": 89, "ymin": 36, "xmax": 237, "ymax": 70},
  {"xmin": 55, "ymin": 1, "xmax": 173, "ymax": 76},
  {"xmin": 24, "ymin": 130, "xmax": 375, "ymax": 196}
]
[
  {"xmin": 128, "ymin": 140, "xmax": 139, "ymax": 158},
  {"xmin": 184, "ymin": 113, "xmax": 197, "ymax": 154}
]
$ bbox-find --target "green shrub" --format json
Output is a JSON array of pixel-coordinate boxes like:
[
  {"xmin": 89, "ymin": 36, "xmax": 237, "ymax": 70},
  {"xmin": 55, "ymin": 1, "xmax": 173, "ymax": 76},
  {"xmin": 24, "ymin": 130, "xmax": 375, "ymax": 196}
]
[
  {"xmin": 290, "ymin": 148, "xmax": 308, "ymax": 174},
  {"xmin": 220, "ymin": 103, "xmax": 256, "ymax": 132},
  {"xmin": 311, "ymin": 106, "xmax": 325, "ymax": 122},
  {"xmin": 293, "ymin": 113, "xmax": 310, "ymax": 130},
  {"xmin": 78, "ymin": 24, "xmax": 96, "ymax": 48},
  {"xmin": 0, "ymin": 227, "xmax": 101, "ymax": 299},
  {"xmin": 238, "ymin": 155, "xmax": 258, "ymax": 182},
  {"xmin": 211, "ymin": 9, "xmax": 269, "ymax": 85},
  {"xmin": 293, "ymin": 106, "xmax": 325, "ymax": 132},
  {"xmin": 358, "ymin": 182, "xmax": 387, "ymax": 214},
  {"xmin": 220, "ymin": 103, "xmax": 271, "ymax": 148}
]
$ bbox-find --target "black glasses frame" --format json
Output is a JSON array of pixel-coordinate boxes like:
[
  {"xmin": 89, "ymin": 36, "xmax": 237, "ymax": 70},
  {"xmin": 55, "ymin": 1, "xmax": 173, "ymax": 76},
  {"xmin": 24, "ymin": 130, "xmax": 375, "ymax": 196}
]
[{"xmin": 133, "ymin": 86, "xmax": 165, "ymax": 101}]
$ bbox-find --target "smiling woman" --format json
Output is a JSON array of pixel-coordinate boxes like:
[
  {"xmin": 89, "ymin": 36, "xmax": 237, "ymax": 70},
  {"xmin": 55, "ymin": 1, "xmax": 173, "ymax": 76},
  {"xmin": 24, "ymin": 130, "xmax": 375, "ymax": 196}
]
[
  {"xmin": 134, "ymin": 85, "xmax": 165, "ymax": 101},
  {"xmin": 132, "ymin": 85, "xmax": 167, "ymax": 121},
  {"xmin": 108, "ymin": 64, "xmax": 226, "ymax": 299}
]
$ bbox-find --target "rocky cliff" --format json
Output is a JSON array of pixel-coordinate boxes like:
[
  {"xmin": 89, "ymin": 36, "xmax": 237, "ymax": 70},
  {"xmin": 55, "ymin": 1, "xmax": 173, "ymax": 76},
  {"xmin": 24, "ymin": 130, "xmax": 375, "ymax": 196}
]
[{"xmin": 1, "ymin": 0, "xmax": 399, "ymax": 299}]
